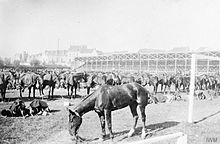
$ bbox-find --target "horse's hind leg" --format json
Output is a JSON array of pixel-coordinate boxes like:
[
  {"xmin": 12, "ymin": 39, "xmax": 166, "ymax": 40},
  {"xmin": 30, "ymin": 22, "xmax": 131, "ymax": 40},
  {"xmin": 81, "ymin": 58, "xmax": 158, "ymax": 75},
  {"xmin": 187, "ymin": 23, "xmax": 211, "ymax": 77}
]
[
  {"xmin": 105, "ymin": 110, "xmax": 114, "ymax": 140},
  {"xmin": 67, "ymin": 85, "xmax": 70, "ymax": 96},
  {"xmin": 139, "ymin": 105, "xmax": 146, "ymax": 139},
  {"xmin": 51, "ymin": 87, "xmax": 54, "ymax": 98},
  {"xmin": 128, "ymin": 102, "xmax": 138, "ymax": 137},
  {"xmin": 70, "ymin": 86, "xmax": 73, "ymax": 96},
  {"xmin": 87, "ymin": 87, "xmax": 90, "ymax": 95},
  {"xmin": 97, "ymin": 111, "xmax": 106, "ymax": 140},
  {"xmin": 33, "ymin": 86, "xmax": 36, "ymax": 98}
]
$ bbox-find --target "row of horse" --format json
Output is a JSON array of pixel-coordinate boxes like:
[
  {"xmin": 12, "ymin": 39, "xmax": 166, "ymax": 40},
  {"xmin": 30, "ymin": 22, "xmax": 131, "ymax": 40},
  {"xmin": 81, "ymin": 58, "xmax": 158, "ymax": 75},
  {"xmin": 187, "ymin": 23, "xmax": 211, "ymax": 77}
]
[{"xmin": 1, "ymin": 68, "xmax": 220, "ymax": 101}]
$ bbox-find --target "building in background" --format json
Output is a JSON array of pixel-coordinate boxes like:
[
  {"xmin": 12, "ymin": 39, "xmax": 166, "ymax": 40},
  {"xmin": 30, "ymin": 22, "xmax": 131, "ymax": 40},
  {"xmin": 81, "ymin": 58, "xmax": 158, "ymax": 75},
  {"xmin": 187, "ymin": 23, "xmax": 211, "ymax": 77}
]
[{"xmin": 13, "ymin": 45, "xmax": 102, "ymax": 68}]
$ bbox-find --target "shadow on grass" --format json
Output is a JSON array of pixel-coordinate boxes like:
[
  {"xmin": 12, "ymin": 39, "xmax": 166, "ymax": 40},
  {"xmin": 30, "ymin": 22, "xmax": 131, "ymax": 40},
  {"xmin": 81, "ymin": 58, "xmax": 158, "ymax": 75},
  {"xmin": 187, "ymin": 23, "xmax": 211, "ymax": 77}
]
[
  {"xmin": 1, "ymin": 94, "xmax": 85, "ymax": 103},
  {"xmin": 84, "ymin": 121, "xmax": 180, "ymax": 142},
  {"xmin": 194, "ymin": 110, "xmax": 220, "ymax": 124},
  {"xmin": 2, "ymin": 97, "xmax": 44, "ymax": 103},
  {"xmin": 49, "ymin": 109, "xmax": 61, "ymax": 113}
]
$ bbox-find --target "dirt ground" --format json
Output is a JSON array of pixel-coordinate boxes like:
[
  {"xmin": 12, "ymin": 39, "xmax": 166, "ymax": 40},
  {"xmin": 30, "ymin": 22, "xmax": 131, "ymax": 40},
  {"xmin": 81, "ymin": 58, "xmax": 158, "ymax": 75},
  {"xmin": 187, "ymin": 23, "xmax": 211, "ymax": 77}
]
[{"xmin": 1, "ymin": 86, "xmax": 220, "ymax": 144}]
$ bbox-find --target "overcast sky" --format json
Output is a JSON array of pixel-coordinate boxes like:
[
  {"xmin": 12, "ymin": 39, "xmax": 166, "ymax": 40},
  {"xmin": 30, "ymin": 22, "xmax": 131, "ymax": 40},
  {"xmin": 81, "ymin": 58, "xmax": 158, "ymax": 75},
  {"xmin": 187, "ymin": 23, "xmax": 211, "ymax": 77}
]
[{"xmin": 0, "ymin": 0, "xmax": 220, "ymax": 58}]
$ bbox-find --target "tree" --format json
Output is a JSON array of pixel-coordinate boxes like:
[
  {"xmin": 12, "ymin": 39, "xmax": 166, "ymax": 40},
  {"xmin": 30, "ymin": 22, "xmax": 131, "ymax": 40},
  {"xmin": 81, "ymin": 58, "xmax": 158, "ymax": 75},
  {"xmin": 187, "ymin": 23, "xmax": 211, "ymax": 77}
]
[
  {"xmin": 4, "ymin": 58, "xmax": 11, "ymax": 66},
  {"xmin": 13, "ymin": 60, "xmax": 20, "ymax": 67},
  {"xmin": 30, "ymin": 59, "xmax": 41, "ymax": 67},
  {"xmin": 0, "ymin": 58, "xmax": 4, "ymax": 67}
]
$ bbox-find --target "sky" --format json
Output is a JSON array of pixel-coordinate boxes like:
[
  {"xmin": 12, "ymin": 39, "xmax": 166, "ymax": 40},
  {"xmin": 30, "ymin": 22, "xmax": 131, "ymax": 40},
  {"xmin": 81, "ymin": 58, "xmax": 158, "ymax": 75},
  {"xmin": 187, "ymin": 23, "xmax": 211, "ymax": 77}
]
[{"xmin": 0, "ymin": 0, "xmax": 220, "ymax": 58}]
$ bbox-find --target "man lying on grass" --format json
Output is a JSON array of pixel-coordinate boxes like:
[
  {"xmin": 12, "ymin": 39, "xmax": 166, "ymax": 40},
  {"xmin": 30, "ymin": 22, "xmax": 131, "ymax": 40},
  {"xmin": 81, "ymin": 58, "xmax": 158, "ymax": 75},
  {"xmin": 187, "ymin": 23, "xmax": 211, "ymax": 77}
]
[
  {"xmin": 1, "ymin": 99, "xmax": 31, "ymax": 117},
  {"xmin": 29, "ymin": 99, "xmax": 51, "ymax": 116},
  {"xmin": 1, "ymin": 99, "xmax": 51, "ymax": 118}
]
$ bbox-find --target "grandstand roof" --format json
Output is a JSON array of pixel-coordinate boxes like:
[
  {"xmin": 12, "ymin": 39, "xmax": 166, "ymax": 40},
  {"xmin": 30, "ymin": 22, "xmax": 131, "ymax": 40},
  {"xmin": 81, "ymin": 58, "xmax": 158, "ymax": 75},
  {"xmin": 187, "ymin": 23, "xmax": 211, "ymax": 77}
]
[{"xmin": 138, "ymin": 49, "xmax": 166, "ymax": 53}]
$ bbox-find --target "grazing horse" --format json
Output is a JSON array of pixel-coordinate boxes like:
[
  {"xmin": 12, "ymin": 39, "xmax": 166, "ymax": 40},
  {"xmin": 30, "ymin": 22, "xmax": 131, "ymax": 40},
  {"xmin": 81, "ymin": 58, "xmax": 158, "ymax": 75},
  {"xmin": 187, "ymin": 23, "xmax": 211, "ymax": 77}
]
[
  {"xmin": 67, "ymin": 82, "xmax": 150, "ymax": 143},
  {"xmin": 19, "ymin": 72, "xmax": 42, "ymax": 98}
]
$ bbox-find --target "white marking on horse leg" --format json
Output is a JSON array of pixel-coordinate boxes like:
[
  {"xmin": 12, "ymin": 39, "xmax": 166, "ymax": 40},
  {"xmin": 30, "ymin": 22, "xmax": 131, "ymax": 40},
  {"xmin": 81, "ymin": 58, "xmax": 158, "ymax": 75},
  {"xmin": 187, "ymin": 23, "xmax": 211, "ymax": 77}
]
[
  {"xmin": 128, "ymin": 128, "xmax": 135, "ymax": 137},
  {"xmin": 97, "ymin": 137, "xmax": 104, "ymax": 142},
  {"xmin": 141, "ymin": 127, "xmax": 146, "ymax": 139}
]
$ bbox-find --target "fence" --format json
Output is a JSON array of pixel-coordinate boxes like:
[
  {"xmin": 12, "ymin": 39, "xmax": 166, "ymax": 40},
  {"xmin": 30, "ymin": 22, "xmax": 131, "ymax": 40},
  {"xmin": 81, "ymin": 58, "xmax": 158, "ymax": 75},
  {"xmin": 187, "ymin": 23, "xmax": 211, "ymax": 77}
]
[{"xmin": 76, "ymin": 51, "xmax": 220, "ymax": 74}]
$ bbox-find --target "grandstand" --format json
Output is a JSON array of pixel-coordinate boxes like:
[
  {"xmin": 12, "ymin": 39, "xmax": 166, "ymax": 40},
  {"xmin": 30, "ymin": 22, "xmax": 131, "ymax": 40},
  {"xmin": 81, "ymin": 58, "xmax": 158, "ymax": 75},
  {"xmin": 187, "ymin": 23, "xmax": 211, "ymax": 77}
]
[{"xmin": 75, "ymin": 50, "xmax": 220, "ymax": 75}]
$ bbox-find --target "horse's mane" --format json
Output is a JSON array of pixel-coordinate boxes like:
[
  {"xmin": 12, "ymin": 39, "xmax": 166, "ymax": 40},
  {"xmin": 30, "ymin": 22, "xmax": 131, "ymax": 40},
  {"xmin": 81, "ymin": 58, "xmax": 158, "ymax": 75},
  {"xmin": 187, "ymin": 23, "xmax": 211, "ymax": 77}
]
[{"xmin": 81, "ymin": 91, "xmax": 96, "ymax": 102}]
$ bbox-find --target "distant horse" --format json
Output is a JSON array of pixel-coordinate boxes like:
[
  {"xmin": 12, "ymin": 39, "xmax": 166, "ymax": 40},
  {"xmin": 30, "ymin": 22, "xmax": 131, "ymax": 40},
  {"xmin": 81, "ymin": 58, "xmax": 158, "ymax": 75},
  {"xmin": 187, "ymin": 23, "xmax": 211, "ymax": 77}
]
[
  {"xmin": 105, "ymin": 72, "xmax": 121, "ymax": 86},
  {"xmin": 0, "ymin": 71, "xmax": 14, "ymax": 101},
  {"xmin": 41, "ymin": 73, "xmax": 60, "ymax": 99},
  {"xmin": 146, "ymin": 75, "xmax": 158, "ymax": 93},
  {"xmin": 175, "ymin": 76, "xmax": 190, "ymax": 92},
  {"xmin": 120, "ymin": 75, "xmax": 135, "ymax": 84},
  {"xmin": 66, "ymin": 72, "xmax": 87, "ymax": 98},
  {"xmin": 19, "ymin": 72, "xmax": 42, "ymax": 98},
  {"xmin": 86, "ymin": 73, "xmax": 107, "ymax": 95},
  {"xmin": 67, "ymin": 82, "xmax": 150, "ymax": 143}
]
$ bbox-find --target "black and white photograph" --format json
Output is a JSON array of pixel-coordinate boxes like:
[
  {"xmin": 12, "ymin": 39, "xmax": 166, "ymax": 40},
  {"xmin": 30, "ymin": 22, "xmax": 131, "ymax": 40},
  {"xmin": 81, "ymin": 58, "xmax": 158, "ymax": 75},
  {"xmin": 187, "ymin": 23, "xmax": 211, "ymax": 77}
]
[{"xmin": 1, "ymin": 0, "xmax": 220, "ymax": 143}]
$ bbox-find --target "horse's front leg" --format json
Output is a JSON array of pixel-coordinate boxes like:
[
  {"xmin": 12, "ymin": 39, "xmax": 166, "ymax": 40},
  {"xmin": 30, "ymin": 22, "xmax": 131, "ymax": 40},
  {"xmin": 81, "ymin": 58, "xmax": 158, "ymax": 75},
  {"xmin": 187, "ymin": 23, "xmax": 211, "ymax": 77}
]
[
  {"xmin": 161, "ymin": 84, "xmax": 164, "ymax": 92},
  {"xmin": 70, "ymin": 86, "xmax": 74, "ymax": 98},
  {"xmin": 51, "ymin": 86, "xmax": 54, "ymax": 98},
  {"xmin": 42, "ymin": 84, "xmax": 46, "ymax": 95},
  {"xmin": 28, "ymin": 87, "xmax": 31, "ymax": 98},
  {"xmin": 48, "ymin": 87, "xmax": 51, "ymax": 99},
  {"xmin": 1, "ymin": 88, "xmax": 6, "ymax": 102},
  {"xmin": 155, "ymin": 83, "xmax": 159, "ymax": 93},
  {"xmin": 105, "ymin": 110, "xmax": 114, "ymax": 140},
  {"xmin": 97, "ymin": 111, "xmax": 106, "ymax": 140},
  {"xmin": 20, "ymin": 86, "xmax": 23, "ymax": 97},
  {"xmin": 67, "ymin": 85, "xmax": 70, "ymax": 96},
  {"xmin": 87, "ymin": 87, "xmax": 90, "ymax": 95},
  {"xmin": 33, "ymin": 85, "xmax": 36, "ymax": 98},
  {"xmin": 164, "ymin": 84, "xmax": 168, "ymax": 93},
  {"xmin": 128, "ymin": 103, "xmax": 138, "ymax": 137},
  {"xmin": 74, "ymin": 85, "xmax": 77, "ymax": 98}
]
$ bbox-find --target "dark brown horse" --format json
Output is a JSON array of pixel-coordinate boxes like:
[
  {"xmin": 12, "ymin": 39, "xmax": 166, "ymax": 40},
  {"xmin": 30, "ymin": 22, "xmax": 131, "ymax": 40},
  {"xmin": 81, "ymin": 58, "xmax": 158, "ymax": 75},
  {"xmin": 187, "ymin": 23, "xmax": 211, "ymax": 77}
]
[
  {"xmin": 66, "ymin": 72, "xmax": 87, "ymax": 98},
  {"xmin": 67, "ymin": 82, "xmax": 150, "ymax": 143},
  {"xmin": 41, "ymin": 72, "xmax": 60, "ymax": 99}
]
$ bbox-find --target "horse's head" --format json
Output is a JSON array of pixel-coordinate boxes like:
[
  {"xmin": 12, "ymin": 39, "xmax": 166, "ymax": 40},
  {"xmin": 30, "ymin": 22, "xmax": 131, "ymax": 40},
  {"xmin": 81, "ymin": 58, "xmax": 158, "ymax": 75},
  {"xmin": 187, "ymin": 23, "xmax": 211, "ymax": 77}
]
[{"xmin": 68, "ymin": 108, "xmax": 82, "ymax": 140}]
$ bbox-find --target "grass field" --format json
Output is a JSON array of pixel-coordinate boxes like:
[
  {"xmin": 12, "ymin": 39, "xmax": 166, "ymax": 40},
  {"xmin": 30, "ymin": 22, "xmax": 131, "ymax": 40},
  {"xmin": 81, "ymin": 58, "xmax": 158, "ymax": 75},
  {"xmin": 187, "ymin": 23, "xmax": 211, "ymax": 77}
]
[{"xmin": 1, "ymin": 87, "xmax": 220, "ymax": 144}]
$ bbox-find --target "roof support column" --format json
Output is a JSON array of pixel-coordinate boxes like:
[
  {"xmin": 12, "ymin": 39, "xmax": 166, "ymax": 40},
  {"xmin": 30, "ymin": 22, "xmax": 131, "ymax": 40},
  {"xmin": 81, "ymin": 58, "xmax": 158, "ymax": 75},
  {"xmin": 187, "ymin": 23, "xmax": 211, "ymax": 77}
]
[
  {"xmin": 139, "ymin": 53, "xmax": 142, "ymax": 72},
  {"xmin": 96, "ymin": 59, "xmax": 98, "ymax": 71},
  {"xmin": 188, "ymin": 54, "xmax": 196, "ymax": 123}
]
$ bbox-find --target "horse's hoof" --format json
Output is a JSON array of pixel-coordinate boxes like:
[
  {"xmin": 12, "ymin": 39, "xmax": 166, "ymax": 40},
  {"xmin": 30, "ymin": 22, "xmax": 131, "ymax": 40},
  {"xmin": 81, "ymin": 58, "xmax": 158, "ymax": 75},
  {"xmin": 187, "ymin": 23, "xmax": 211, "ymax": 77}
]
[
  {"xmin": 97, "ymin": 137, "xmax": 104, "ymax": 142},
  {"xmin": 141, "ymin": 133, "xmax": 146, "ymax": 139},
  {"xmin": 128, "ymin": 128, "xmax": 135, "ymax": 137},
  {"xmin": 141, "ymin": 129, "xmax": 146, "ymax": 139}
]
